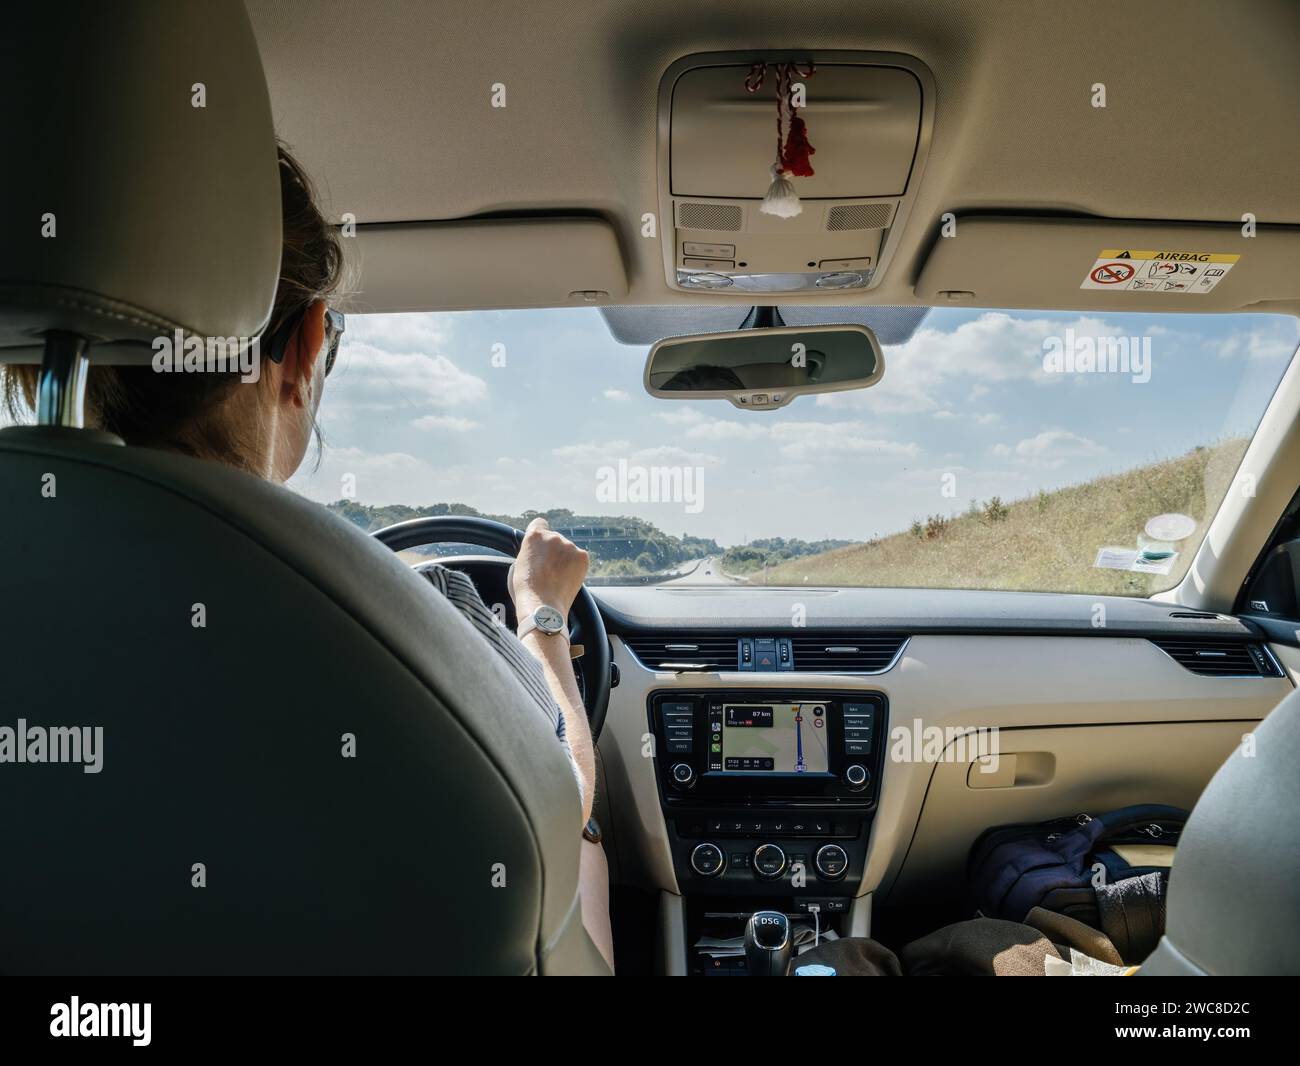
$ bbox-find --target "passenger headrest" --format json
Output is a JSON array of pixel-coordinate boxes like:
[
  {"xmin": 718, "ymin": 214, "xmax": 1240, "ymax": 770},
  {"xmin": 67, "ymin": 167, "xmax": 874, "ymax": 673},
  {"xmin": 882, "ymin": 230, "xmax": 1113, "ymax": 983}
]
[{"xmin": 0, "ymin": 1, "xmax": 281, "ymax": 357}]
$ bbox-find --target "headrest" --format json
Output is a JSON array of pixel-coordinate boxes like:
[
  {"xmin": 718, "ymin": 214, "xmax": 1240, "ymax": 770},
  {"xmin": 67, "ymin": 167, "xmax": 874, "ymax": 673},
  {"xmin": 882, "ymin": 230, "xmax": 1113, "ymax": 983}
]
[{"xmin": 0, "ymin": 1, "xmax": 281, "ymax": 358}]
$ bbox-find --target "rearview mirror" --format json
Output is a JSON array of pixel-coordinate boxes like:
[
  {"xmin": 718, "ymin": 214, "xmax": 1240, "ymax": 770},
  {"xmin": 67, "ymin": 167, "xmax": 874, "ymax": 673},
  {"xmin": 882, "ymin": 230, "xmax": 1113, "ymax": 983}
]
[{"xmin": 643, "ymin": 323, "xmax": 884, "ymax": 410}]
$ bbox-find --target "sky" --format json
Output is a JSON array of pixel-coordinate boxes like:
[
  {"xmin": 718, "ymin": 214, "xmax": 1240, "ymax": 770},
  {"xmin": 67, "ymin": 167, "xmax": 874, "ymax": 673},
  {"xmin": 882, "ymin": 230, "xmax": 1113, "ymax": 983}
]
[{"xmin": 287, "ymin": 307, "xmax": 1299, "ymax": 546}]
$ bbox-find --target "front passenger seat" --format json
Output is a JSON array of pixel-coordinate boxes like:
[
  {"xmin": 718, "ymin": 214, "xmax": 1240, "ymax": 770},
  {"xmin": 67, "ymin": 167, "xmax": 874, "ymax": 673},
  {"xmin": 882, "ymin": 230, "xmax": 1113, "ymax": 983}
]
[
  {"xmin": 0, "ymin": 0, "xmax": 606, "ymax": 975},
  {"xmin": 1140, "ymin": 683, "xmax": 1300, "ymax": 976}
]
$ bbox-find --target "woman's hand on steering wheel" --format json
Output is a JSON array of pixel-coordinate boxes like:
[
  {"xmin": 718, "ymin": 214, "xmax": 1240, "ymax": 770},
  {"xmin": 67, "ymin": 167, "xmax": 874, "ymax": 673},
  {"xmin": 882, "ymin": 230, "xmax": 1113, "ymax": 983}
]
[
  {"xmin": 510, "ymin": 517, "xmax": 590, "ymax": 621},
  {"xmin": 369, "ymin": 513, "xmax": 611, "ymax": 740}
]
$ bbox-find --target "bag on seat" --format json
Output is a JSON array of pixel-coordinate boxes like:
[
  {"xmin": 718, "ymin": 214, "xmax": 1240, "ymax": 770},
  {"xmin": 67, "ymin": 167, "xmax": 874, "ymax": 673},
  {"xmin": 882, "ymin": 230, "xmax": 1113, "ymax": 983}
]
[{"xmin": 966, "ymin": 804, "xmax": 1187, "ymax": 964}]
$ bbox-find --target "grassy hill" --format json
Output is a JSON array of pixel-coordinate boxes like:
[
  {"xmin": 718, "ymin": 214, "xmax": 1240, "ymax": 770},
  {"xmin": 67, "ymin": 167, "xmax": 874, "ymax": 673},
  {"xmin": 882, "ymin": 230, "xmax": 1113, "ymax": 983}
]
[{"xmin": 758, "ymin": 439, "xmax": 1249, "ymax": 596}]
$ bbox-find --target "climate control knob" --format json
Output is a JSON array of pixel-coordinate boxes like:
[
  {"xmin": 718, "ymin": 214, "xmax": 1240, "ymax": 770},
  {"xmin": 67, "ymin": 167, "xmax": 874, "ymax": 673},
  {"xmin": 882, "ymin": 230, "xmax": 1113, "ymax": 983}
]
[
  {"xmin": 815, "ymin": 843, "xmax": 849, "ymax": 881},
  {"xmin": 752, "ymin": 843, "xmax": 787, "ymax": 880},
  {"xmin": 690, "ymin": 842, "xmax": 725, "ymax": 877},
  {"xmin": 670, "ymin": 762, "xmax": 696, "ymax": 790},
  {"xmin": 843, "ymin": 763, "xmax": 870, "ymax": 791}
]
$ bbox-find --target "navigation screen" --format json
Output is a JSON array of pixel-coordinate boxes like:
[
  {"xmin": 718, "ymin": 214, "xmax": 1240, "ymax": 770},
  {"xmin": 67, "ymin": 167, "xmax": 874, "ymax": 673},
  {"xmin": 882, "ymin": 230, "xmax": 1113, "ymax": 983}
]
[{"xmin": 718, "ymin": 703, "xmax": 828, "ymax": 774}]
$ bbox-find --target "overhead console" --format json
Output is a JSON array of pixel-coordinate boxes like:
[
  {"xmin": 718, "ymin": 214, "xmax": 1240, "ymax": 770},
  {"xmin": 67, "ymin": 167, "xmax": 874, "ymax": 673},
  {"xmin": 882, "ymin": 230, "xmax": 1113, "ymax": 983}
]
[{"xmin": 657, "ymin": 51, "xmax": 935, "ymax": 297}]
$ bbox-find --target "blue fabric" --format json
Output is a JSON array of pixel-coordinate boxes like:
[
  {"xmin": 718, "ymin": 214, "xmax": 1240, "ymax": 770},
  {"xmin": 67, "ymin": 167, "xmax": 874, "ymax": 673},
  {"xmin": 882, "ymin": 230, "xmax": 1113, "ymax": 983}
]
[{"xmin": 972, "ymin": 805, "xmax": 1188, "ymax": 921}]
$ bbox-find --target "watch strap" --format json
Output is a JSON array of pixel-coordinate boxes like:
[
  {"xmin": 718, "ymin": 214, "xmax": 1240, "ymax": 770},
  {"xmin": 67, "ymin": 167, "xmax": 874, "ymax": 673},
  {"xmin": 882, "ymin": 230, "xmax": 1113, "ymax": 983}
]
[{"xmin": 518, "ymin": 606, "xmax": 567, "ymax": 640}]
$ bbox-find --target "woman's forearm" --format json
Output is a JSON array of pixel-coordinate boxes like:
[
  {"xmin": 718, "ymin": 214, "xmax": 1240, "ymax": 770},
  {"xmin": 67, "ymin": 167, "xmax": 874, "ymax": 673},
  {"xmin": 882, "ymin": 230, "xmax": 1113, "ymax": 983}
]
[{"xmin": 519, "ymin": 629, "xmax": 596, "ymax": 824}]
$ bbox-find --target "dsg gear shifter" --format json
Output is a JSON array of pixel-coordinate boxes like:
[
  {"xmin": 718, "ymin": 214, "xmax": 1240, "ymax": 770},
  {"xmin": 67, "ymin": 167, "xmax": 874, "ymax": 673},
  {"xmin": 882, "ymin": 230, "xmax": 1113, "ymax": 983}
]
[{"xmin": 743, "ymin": 910, "xmax": 792, "ymax": 976}]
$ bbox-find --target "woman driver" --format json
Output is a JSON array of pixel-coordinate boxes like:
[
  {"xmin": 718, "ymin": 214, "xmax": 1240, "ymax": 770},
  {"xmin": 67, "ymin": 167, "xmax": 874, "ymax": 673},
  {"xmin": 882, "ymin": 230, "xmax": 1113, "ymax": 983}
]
[{"xmin": 1, "ymin": 144, "xmax": 614, "ymax": 970}]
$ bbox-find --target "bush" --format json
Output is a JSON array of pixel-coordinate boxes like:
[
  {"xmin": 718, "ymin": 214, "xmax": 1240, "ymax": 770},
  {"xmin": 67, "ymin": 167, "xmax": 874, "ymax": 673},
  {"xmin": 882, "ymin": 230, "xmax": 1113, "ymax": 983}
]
[
  {"xmin": 923, "ymin": 514, "xmax": 951, "ymax": 540},
  {"xmin": 983, "ymin": 496, "xmax": 1010, "ymax": 522},
  {"xmin": 910, "ymin": 520, "xmax": 924, "ymax": 540}
]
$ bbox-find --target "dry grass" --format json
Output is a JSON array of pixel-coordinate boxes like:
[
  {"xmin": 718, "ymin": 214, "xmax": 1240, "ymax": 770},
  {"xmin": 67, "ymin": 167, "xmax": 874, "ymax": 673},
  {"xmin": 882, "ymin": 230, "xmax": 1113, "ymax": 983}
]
[{"xmin": 759, "ymin": 439, "xmax": 1250, "ymax": 595}]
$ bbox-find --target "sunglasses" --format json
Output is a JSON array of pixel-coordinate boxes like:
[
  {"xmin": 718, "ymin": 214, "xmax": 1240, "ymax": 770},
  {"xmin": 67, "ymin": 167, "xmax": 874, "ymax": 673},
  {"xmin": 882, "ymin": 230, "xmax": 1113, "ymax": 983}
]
[{"xmin": 265, "ymin": 306, "xmax": 346, "ymax": 377}]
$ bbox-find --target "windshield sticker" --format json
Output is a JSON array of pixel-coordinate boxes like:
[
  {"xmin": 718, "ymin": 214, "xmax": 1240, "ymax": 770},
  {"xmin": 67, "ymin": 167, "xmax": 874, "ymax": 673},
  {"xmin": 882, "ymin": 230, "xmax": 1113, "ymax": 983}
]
[
  {"xmin": 1144, "ymin": 512, "xmax": 1197, "ymax": 541},
  {"xmin": 1079, "ymin": 249, "xmax": 1240, "ymax": 294},
  {"xmin": 1093, "ymin": 546, "xmax": 1179, "ymax": 576}
]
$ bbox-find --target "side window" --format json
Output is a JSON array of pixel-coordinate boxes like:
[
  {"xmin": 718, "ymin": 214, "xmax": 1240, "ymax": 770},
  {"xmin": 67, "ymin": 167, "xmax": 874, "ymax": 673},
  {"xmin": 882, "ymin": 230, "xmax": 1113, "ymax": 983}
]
[{"xmin": 1239, "ymin": 487, "xmax": 1300, "ymax": 630}]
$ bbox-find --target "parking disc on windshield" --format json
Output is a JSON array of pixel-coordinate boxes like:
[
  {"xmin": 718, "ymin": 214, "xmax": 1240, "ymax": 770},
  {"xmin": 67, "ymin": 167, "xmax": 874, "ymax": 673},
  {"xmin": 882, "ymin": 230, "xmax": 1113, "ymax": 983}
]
[{"xmin": 1144, "ymin": 513, "xmax": 1197, "ymax": 542}]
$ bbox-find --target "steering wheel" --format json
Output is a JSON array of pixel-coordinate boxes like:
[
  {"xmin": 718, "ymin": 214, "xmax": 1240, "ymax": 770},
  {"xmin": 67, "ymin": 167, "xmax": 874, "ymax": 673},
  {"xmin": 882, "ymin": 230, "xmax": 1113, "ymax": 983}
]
[{"xmin": 372, "ymin": 515, "xmax": 611, "ymax": 740}]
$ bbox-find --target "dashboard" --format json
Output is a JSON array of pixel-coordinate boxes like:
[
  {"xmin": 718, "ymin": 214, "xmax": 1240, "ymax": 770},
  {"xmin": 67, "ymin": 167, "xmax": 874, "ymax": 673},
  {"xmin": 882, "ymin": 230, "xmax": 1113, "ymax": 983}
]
[
  {"xmin": 582, "ymin": 584, "xmax": 1295, "ymax": 953},
  {"xmin": 423, "ymin": 564, "xmax": 1296, "ymax": 969}
]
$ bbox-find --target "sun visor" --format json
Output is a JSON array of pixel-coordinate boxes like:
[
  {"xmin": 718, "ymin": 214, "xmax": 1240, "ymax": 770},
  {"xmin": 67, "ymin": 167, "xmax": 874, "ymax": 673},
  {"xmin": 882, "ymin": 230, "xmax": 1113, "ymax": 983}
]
[
  {"xmin": 345, "ymin": 218, "xmax": 628, "ymax": 313},
  {"xmin": 915, "ymin": 217, "xmax": 1300, "ymax": 312}
]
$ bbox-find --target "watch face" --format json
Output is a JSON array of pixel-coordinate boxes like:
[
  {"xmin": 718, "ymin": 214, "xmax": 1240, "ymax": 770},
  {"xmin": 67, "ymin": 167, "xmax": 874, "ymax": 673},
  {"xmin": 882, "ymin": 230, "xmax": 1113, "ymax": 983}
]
[{"xmin": 533, "ymin": 605, "xmax": 566, "ymax": 634}]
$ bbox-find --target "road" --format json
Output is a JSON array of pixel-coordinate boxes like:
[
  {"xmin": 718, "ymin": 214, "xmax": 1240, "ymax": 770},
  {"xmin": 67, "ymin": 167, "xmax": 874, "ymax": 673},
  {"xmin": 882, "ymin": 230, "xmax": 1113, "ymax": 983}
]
[{"xmin": 660, "ymin": 555, "xmax": 743, "ymax": 586}]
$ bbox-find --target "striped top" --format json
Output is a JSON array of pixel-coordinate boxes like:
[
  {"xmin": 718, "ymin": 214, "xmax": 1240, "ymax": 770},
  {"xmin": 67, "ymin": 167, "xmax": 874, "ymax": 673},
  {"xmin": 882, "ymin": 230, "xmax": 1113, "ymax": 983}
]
[{"xmin": 416, "ymin": 563, "xmax": 585, "ymax": 811}]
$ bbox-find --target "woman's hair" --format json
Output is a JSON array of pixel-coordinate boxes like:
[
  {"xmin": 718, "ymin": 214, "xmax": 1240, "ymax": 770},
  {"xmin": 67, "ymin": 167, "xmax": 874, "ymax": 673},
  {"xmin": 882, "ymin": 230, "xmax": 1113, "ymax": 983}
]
[{"xmin": 1, "ymin": 142, "xmax": 345, "ymax": 473}]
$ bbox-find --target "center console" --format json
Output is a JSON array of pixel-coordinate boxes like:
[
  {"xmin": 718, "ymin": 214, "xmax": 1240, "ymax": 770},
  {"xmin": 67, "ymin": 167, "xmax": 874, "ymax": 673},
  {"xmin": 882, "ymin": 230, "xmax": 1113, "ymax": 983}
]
[{"xmin": 649, "ymin": 689, "xmax": 888, "ymax": 904}]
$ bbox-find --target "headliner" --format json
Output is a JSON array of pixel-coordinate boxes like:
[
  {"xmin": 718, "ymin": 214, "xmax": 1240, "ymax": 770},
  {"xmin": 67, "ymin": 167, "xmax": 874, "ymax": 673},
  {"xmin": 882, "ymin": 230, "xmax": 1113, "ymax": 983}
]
[{"xmin": 247, "ymin": 0, "xmax": 1300, "ymax": 313}]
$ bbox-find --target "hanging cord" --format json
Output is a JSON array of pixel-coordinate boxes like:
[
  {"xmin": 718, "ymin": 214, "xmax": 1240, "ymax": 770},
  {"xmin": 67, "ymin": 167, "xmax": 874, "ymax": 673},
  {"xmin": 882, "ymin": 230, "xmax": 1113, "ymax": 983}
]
[{"xmin": 745, "ymin": 61, "xmax": 817, "ymax": 217}]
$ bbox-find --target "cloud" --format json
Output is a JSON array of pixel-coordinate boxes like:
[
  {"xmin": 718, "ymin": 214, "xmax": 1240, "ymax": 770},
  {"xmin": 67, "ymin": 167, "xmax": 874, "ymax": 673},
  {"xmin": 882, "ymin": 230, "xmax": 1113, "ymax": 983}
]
[
  {"xmin": 684, "ymin": 419, "xmax": 768, "ymax": 441},
  {"xmin": 677, "ymin": 417, "xmax": 918, "ymax": 459},
  {"xmin": 630, "ymin": 444, "xmax": 721, "ymax": 467},
  {"xmin": 815, "ymin": 312, "xmax": 1142, "ymax": 415},
  {"xmin": 654, "ymin": 407, "xmax": 707, "ymax": 425},
  {"xmin": 1216, "ymin": 324, "xmax": 1299, "ymax": 363},
  {"xmin": 768, "ymin": 421, "xmax": 919, "ymax": 461},
  {"xmin": 327, "ymin": 341, "xmax": 488, "ymax": 414},
  {"xmin": 603, "ymin": 388, "xmax": 631, "ymax": 402},
  {"xmin": 344, "ymin": 313, "xmax": 452, "ymax": 353},
  {"xmin": 289, "ymin": 444, "xmax": 446, "ymax": 504},
  {"xmin": 992, "ymin": 428, "xmax": 1105, "ymax": 468},
  {"xmin": 551, "ymin": 439, "xmax": 633, "ymax": 464},
  {"xmin": 412, "ymin": 414, "xmax": 480, "ymax": 432},
  {"xmin": 549, "ymin": 438, "xmax": 722, "ymax": 469}
]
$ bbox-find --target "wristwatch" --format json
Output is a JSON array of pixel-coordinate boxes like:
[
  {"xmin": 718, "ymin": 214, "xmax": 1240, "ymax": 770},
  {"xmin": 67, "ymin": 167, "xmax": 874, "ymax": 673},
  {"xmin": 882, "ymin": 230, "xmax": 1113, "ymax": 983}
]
[{"xmin": 517, "ymin": 603, "xmax": 567, "ymax": 640}]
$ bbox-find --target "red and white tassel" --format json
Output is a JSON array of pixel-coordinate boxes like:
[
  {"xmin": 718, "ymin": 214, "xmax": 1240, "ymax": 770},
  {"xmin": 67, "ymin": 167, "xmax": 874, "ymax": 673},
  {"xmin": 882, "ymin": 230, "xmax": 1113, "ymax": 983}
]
[
  {"xmin": 752, "ymin": 61, "xmax": 816, "ymax": 218},
  {"xmin": 760, "ymin": 163, "xmax": 802, "ymax": 218}
]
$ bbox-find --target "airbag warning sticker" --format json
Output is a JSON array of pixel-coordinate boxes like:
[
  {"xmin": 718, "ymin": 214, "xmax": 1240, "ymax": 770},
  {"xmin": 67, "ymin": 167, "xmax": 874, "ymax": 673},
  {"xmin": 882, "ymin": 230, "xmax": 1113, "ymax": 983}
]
[{"xmin": 1080, "ymin": 249, "xmax": 1239, "ymax": 293}]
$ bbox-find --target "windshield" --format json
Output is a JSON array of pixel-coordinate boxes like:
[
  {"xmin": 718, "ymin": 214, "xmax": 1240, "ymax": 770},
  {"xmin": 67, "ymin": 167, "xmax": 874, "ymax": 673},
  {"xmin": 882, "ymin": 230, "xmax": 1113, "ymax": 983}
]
[{"xmin": 289, "ymin": 306, "xmax": 1298, "ymax": 596}]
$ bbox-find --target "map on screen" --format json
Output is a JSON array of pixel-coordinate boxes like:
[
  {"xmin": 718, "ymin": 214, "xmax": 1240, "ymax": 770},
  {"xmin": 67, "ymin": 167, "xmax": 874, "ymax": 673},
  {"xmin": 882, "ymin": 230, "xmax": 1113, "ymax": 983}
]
[{"xmin": 721, "ymin": 703, "xmax": 828, "ymax": 774}]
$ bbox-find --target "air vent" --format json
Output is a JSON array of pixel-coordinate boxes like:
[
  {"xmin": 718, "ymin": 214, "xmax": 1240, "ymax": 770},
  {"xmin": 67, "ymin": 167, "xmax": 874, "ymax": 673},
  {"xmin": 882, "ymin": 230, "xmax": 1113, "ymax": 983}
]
[
  {"xmin": 623, "ymin": 635, "xmax": 740, "ymax": 671},
  {"xmin": 1150, "ymin": 639, "xmax": 1283, "ymax": 678},
  {"xmin": 826, "ymin": 202, "xmax": 894, "ymax": 232},
  {"xmin": 677, "ymin": 202, "xmax": 743, "ymax": 232},
  {"xmin": 789, "ymin": 635, "xmax": 909, "ymax": 673}
]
